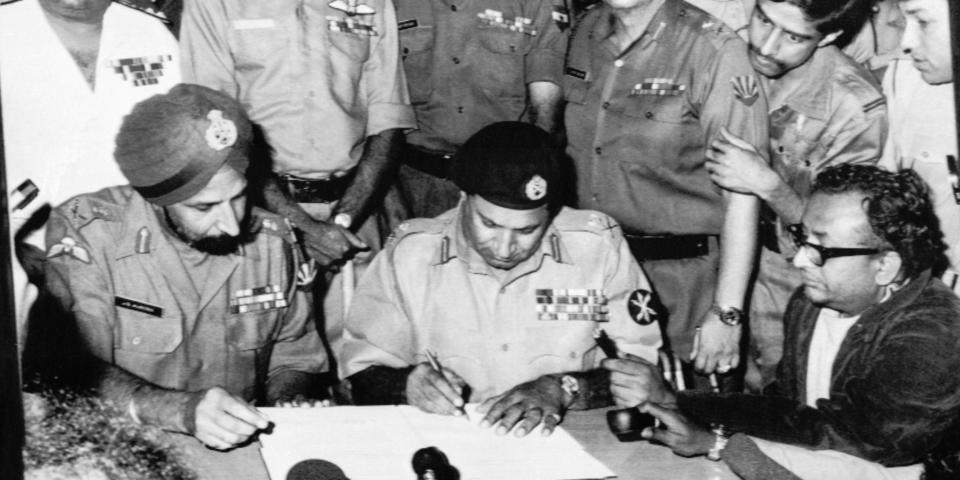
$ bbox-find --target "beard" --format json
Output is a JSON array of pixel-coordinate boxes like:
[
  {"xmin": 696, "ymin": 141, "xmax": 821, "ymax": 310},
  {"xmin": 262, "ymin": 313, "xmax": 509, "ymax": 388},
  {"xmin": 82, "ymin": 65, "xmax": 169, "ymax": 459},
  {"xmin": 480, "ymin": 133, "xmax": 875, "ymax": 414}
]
[{"xmin": 165, "ymin": 208, "xmax": 255, "ymax": 256}]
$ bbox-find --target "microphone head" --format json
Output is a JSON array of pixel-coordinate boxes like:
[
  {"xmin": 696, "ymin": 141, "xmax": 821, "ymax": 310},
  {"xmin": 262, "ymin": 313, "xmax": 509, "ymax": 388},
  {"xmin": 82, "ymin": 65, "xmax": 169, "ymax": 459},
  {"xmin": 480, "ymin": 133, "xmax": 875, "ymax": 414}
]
[
  {"xmin": 412, "ymin": 446, "xmax": 450, "ymax": 475},
  {"xmin": 286, "ymin": 459, "xmax": 349, "ymax": 480}
]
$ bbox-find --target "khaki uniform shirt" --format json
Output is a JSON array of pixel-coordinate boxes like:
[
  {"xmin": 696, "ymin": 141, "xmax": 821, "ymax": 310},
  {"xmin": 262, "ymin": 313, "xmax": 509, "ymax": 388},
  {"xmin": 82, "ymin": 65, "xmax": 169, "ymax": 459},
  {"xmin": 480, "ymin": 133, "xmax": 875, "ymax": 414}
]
[
  {"xmin": 44, "ymin": 187, "xmax": 325, "ymax": 403},
  {"xmin": 765, "ymin": 45, "xmax": 886, "ymax": 252},
  {"xmin": 397, "ymin": 0, "xmax": 568, "ymax": 153},
  {"xmin": 181, "ymin": 0, "xmax": 417, "ymax": 178},
  {"xmin": 340, "ymin": 204, "xmax": 663, "ymax": 401},
  {"xmin": 564, "ymin": 0, "xmax": 769, "ymax": 235}
]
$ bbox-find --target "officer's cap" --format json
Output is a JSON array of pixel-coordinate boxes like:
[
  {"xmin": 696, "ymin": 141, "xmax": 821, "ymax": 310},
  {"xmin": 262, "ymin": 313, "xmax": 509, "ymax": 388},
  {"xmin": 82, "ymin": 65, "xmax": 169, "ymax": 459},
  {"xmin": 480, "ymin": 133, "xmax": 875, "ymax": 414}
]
[
  {"xmin": 451, "ymin": 122, "xmax": 563, "ymax": 210},
  {"xmin": 114, "ymin": 83, "xmax": 252, "ymax": 206}
]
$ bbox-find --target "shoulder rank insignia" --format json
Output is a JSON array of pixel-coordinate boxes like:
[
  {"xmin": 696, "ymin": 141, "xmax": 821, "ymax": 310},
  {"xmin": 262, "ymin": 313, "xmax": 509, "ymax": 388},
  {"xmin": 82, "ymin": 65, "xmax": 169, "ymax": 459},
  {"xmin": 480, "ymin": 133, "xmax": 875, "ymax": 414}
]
[
  {"xmin": 731, "ymin": 75, "xmax": 760, "ymax": 107},
  {"xmin": 110, "ymin": 54, "xmax": 173, "ymax": 87},
  {"xmin": 135, "ymin": 227, "xmax": 151, "ymax": 254},
  {"xmin": 48, "ymin": 237, "xmax": 90, "ymax": 263},
  {"xmin": 329, "ymin": 0, "xmax": 375, "ymax": 16},
  {"xmin": 535, "ymin": 289, "xmax": 609, "ymax": 322},
  {"xmin": 628, "ymin": 289, "xmax": 659, "ymax": 325},
  {"xmin": 552, "ymin": 6, "xmax": 570, "ymax": 30}
]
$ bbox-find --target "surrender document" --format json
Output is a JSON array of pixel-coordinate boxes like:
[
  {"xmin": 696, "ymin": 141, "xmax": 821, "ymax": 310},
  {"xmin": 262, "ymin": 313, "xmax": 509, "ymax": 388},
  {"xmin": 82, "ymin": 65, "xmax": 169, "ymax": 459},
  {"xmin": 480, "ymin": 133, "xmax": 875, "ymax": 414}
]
[{"xmin": 258, "ymin": 404, "xmax": 616, "ymax": 480}]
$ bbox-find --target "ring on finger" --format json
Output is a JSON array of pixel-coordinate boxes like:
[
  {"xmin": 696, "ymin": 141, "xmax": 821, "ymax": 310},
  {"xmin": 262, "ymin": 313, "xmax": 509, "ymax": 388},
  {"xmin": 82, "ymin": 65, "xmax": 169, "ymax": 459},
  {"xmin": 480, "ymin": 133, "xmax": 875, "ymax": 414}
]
[{"xmin": 717, "ymin": 364, "xmax": 733, "ymax": 374}]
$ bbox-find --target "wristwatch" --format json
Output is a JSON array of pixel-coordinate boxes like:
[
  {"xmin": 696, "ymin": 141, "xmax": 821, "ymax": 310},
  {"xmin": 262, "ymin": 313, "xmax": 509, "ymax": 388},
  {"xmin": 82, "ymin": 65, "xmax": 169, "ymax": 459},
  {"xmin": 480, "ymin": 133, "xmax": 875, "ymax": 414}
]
[
  {"xmin": 560, "ymin": 375, "xmax": 581, "ymax": 408},
  {"xmin": 711, "ymin": 304, "xmax": 744, "ymax": 327}
]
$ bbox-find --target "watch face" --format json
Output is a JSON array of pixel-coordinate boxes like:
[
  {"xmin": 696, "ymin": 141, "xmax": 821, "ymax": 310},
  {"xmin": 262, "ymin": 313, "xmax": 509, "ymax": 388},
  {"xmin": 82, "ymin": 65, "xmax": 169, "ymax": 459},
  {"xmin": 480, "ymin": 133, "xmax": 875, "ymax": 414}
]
[{"xmin": 715, "ymin": 306, "xmax": 743, "ymax": 326}]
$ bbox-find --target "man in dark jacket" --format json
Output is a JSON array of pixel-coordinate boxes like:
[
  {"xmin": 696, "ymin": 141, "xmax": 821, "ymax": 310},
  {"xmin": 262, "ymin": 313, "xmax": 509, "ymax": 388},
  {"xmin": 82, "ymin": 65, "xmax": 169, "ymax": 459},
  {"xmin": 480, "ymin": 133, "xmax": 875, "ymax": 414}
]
[{"xmin": 602, "ymin": 164, "xmax": 960, "ymax": 478}]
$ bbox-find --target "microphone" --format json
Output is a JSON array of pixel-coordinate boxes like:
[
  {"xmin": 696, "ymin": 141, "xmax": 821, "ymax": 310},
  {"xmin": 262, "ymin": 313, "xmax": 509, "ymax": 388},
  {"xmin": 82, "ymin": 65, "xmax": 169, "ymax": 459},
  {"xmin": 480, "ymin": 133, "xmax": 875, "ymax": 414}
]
[
  {"xmin": 286, "ymin": 459, "xmax": 349, "ymax": 480},
  {"xmin": 412, "ymin": 446, "xmax": 455, "ymax": 480}
]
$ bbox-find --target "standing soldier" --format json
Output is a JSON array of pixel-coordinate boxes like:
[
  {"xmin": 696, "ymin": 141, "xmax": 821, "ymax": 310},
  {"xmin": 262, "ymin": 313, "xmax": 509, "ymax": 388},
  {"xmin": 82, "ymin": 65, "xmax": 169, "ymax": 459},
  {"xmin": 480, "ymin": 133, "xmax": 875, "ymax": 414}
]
[
  {"xmin": 393, "ymin": 0, "xmax": 568, "ymax": 219},
  {"xmin": 564, "ymin": 0, "xmax": 769, "ymax": 390}
]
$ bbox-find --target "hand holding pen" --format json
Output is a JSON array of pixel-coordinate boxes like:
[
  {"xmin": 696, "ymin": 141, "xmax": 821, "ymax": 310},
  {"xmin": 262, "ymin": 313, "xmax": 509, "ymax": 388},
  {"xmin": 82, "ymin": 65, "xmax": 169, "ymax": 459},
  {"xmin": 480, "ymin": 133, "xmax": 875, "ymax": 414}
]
[{"xmin": 405, "ymin": 349, "xmax": 471, "ymax": 419}]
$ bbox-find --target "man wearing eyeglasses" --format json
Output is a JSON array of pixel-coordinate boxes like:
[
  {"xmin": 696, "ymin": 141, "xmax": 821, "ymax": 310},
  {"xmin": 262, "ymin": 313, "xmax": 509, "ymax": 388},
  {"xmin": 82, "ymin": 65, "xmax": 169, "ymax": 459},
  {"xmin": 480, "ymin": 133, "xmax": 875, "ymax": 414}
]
[{"xmin": 602, "ymin": 164, "xmax": 960, "ymax": 478}]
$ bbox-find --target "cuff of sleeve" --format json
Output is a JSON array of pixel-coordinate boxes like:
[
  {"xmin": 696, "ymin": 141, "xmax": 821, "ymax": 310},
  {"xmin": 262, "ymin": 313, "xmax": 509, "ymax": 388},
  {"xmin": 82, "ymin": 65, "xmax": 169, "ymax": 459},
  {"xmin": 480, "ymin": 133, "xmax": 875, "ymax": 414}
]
[
  {"xmin": 722, "ymin": 434, "xmax": 802, "ymax": 480},
  {"xmin": 525, "ymin": 50, "xmax": 564, "ymax": 86},
  {"xmin": 367, "ymin": 102, "xmax": 418, "ymax": 137}
]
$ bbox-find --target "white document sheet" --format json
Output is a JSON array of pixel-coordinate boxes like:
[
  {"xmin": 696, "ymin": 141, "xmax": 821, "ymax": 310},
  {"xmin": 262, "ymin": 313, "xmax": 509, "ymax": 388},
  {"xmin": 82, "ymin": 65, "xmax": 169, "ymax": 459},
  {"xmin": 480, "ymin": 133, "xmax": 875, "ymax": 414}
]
[{"xmin": 258, "ymin": 404, "xmax": 616, "ymax": 480}]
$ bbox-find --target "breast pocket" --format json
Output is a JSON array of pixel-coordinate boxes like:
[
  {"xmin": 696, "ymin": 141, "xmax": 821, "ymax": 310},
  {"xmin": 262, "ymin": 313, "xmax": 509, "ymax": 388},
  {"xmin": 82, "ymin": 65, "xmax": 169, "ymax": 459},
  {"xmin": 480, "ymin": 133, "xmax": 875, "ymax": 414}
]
[
  {"xmin": 230, "ymin": 25, "xmax": 291, "ymax": 69},
  {"xmin": 400, "ymin": 26, "xmax": 435, "ymax": 104},
  {"xmin": 116, "ymin": 309, "xmax": 182, "ymax": 354},
  {"xmin": 474, "ymin": 27, "xmax": 526, "ymax": 98},
  {"xmin": 523, "ymin": 323, "xmax": 594, "ymax": 371},
  {"xmin": 564, "ymin": 77, "xmax": 590, "ymax": 105},
  {"xmin": 228, "ymin": 309, "xmax": 283, "ymax": 351},
  {"xmin": 328, "ymin": 29, "xmax": 372, "ymax": 63},
  {"xmin": 623, "ymin": 93, "xmax": 685, "ymax": 124}
]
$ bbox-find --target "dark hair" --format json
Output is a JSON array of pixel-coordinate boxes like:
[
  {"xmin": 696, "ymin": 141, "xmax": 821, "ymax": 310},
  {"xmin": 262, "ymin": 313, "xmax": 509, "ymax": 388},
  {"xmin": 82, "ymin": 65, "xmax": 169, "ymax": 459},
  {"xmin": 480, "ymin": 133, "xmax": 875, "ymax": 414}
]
[
  {"xmin": 811, "ymin": 164, "xmax": 948, "ymax": 279},
  {"xmin": 769, "ymin": 0, "xmax": 874, "ymax": 44}
]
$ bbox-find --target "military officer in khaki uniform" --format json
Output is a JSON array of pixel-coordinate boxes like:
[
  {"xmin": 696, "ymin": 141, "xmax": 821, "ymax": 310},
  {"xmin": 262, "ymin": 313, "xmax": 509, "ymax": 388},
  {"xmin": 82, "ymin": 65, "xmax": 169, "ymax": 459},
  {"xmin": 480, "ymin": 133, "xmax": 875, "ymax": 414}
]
[
  {"xmin": 42, "ymin": 85, "xmax": 326, "ymax": 450},
  {"xmin": 340, "ymin": 122, "xmax": 662, "ymax": 437}
]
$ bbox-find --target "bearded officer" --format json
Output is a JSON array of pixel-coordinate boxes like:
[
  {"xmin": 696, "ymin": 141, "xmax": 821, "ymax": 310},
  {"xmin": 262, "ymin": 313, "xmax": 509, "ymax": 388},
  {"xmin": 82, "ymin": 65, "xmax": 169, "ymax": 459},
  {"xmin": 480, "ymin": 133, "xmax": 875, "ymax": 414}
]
[
  {"xmin": 40, "ymin": 84, "xmax": 326, "ymax": 450},
  {"xmin": 340, "ymin": 121, "xmax": 662, "ymax": 436}
]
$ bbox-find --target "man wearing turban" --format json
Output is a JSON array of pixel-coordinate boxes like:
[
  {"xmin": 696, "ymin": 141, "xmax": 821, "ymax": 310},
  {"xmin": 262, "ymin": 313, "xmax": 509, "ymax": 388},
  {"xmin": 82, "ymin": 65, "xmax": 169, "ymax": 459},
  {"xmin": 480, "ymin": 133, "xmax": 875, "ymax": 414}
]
[{"xmin": 39, "ymin": 84, "xmax": 326, "ymax": 450}]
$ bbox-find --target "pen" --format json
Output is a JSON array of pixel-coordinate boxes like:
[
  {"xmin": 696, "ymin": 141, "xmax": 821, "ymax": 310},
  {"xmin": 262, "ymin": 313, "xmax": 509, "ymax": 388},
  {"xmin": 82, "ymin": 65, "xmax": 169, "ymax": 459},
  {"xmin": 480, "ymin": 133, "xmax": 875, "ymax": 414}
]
[
  {"xmin": 425, "ymin": 349, "xmax": 470, "ymax": 420},
  {"xmin": 593, "ymin": 328, "xmax": 619, "ymax": 359}
]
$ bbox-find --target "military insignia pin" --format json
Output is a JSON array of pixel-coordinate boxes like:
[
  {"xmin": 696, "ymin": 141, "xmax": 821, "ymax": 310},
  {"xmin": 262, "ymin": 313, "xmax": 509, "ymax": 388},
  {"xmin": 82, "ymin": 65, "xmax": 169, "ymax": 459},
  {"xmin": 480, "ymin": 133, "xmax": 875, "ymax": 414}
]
[
  {"xmin": 628, "ymin": 289, "xmax": 658, "ymax": 325},
  {"xmin": 205, "ymin": 110, "xmax": 237, "ymax": 151},
  {"xmin": 47, "ymin": 237, "xmax": 91, "ymax": 263},
  {"xmin": 731, "ymin": 76, "xmax": 759, "ymax": 107},
  {"xmin": 329, "ymin": 0, "xmax": 375, "ymax": 15},
  {"xmin": 524, "ymin": 174, "xmax": 548, "ymax": 201}
]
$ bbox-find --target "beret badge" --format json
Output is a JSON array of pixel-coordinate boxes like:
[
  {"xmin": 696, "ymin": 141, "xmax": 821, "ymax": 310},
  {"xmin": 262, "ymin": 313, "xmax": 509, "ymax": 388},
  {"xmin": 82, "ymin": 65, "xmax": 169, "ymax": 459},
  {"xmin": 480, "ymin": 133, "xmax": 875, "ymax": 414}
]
[
  {"xmin": 205, "ymin": 110, "xmax": 237, "ymax": 151},
  {"xmin": 524, "ymin": 174, "xmax": 548, "ymax": 201}
]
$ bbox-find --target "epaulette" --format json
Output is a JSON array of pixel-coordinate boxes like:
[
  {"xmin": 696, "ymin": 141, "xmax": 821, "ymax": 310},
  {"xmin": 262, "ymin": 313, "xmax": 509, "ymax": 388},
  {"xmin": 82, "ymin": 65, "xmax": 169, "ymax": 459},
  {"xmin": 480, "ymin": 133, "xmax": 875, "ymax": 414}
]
[
  {"xmin": 61, "ymin": 194, "xmax": 121, "ymax": 231},
  {"xmin": 385, "ymin": 217, "xmax": 446, "ymax": 250},
  {"xmin": 112, "ymin": 0, "xmax": 171, "ymax": 24},
  {"xmin": 551, "ymin": 208, "xmax": 617, "ymax": 235}
]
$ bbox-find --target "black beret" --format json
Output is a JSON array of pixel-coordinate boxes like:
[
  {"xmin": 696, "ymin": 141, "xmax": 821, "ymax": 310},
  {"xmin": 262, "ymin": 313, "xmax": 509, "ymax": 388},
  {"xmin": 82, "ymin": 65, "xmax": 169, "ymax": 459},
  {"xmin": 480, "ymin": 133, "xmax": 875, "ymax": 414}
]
[{"xmin": 451, "ymin": 122, "xmax": 562, "ymax": 209}]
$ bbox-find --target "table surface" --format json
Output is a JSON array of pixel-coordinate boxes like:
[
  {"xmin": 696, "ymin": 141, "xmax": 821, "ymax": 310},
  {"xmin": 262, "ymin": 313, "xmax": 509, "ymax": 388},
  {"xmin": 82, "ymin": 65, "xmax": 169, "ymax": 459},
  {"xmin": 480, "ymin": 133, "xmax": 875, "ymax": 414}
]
[{"xmin": 168, "ymin": 407, "xmax": 737, "ymax": 480}]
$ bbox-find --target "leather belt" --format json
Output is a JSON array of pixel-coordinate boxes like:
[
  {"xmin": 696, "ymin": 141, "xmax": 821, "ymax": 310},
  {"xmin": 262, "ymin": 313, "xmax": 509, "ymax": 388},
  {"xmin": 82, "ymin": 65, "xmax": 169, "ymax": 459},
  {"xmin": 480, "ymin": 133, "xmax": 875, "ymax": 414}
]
[
  {"xmin": 624, "ymin": 233, "xmax": 714, "ymax": 261},
  {"xmin": 402, "ymin": 144, "xmax": 454, "ymax": 179},
  {"xmin": 278, "ymin": 169, "xmax": 356, "ymax": 203}
]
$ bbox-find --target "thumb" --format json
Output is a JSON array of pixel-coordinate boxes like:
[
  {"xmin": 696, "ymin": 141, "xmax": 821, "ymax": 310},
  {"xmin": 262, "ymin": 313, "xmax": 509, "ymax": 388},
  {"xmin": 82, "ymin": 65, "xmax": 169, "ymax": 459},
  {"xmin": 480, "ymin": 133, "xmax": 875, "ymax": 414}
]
[
  {"xmin": 638, "ymin": 401, "xmax": 682, "ymax": 432},
  {"xmin": 720, "ymin": 128, "xmax": 754, "ymax": 150}
]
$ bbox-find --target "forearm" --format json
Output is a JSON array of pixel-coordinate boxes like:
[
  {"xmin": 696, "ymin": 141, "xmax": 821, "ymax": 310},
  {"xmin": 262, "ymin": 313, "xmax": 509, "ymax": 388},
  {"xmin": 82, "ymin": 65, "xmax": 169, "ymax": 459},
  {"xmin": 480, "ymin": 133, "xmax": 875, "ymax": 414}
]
[
  {"xmin": 527, "ymin": 81, "xmax": 563, "ymax": 136},
  {"xmin": 98, "ymin": 362, "xmax": 201, "ymax": 434},
  {"xmin": 333, "ymin": 129, "xmax": 404, "ymax": 228},
  {"xmin": 348, "ymin": 365, "xmax": 414, "ymax": 405},
  {"xmin": 715, "ymin": 192, "xmax": 759, "ymax": 308},
  {"xmin": 266, "ymin": 370, "xmax": 321, "ymax": 405},
  {"xmin": 262, "ymin": 172, "xmax": 321, "ymax": 227}
]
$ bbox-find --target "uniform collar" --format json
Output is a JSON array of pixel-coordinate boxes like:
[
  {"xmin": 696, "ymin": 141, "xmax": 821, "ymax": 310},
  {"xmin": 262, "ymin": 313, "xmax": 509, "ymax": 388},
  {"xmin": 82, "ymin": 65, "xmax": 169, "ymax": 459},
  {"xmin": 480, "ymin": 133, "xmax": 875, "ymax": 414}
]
[
  {"xmin": 113, "ymin": 196, "xmax": 258, "ymax": 261},
  {"xmin": 437, "ymin": 201, "xmax": 571, "ymax": 272},
  {"xmin": 597, "ymin": 0, "xmax": 676, "ymax": 52},
  {"xmin": 767, "ymin": 45, "xmax": 839, "ymax": 122}
]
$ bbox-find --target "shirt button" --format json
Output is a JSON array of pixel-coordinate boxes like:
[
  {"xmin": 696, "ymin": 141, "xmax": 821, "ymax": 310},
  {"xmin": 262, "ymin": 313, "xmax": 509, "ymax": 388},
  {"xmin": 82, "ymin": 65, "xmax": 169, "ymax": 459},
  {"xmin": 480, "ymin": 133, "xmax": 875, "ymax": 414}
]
[
  {"xmin": 457, "ymin": 106, "xmax": 464, "ymax": 114},
  {"xmin": 602, "ymin": 101, "xmax": 610, "ymax": 109},
  {"xmin": 614, "ymin": 59, "xmax": 624, "ymax": 67},
  {"xmin": 402, "ymin": 47, "xmax": 409, "ymax": 55},
  {"xmin": 595, "ymin": 147, "xmax": 602, "ymax": 155},
  {"xmin": 131, "ymin": 337, "xmax": 141, "ymax": 346},
  {"xmin": 452, "ymin": 57, "xmax": 461, "ymax": 64},
  {"xmin": 569, "ymin": 351, "xmax": 577, "ymax": 359},
  {"xmin": 451, "ymin": 4, "xmax": 457, "ymax": 11},
  {"xmin": 645, "ymin": 112, "xmax": 654, "ymax": 119},
  {"xmin": 502, "ymin": 344, "xmax": 510, "ymax": 352}
]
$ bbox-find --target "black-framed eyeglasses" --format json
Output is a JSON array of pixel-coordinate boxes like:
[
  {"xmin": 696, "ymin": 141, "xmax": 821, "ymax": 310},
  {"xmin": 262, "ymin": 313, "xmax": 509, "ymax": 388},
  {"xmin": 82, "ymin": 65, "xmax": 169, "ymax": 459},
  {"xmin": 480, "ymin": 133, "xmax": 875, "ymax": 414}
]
[{"xmin": 786, "ymin": 224, "xmax": 881, "ymax": 267}]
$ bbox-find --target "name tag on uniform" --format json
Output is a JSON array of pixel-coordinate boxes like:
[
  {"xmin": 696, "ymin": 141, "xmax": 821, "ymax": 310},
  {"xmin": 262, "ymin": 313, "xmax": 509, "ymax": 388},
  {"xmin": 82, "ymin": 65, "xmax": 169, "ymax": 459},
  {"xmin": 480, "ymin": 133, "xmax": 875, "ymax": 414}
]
[
  {"xmin": 231, "ymin": 285, "xmax": 288, "ymax": 314},
  {"xmin": 397, "ymin": 19, "xmax": 418, "ymax": 31},
  {"xmin": 630, "ymin": 78, "xmax": 686, "ymax": 96},
  {"xmin": 110, "ymin": 55, "xmax": 173, "ymax": 87},
  {"xmin": 115, "ymin": 296, "xmax": 163, "ymax": 318},
  {"xmin": 535, "ymin": 289, "xmax": 609, "ymax": 321}
]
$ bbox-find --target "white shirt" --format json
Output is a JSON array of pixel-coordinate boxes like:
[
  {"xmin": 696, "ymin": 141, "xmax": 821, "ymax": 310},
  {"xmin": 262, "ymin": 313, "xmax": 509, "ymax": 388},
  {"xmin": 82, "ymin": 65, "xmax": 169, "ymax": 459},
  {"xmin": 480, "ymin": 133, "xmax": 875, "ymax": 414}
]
[
  {"xmin": 805, "ymin": 308, "xmax": 858, "ymax": 407},
  {"xmin": 0, "ymin": 0, "xmax": 180, "ymax": 340},
  {"xmin": 880, "ymin": 58, "xmax": 959, "ymax": 271}
]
